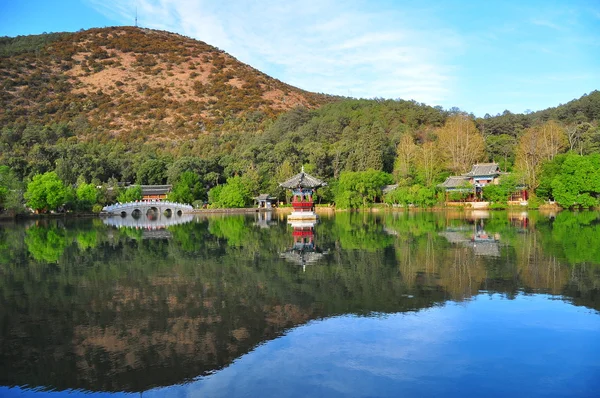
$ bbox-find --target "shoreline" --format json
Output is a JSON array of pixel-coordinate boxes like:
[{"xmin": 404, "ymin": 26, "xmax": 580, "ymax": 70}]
[{"xmin": 0, "ymin": 202, "xmax": 567, "ymax": 222}]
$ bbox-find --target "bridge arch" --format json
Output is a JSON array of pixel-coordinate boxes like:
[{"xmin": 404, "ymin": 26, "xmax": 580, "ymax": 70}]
[{"xmin": 102, "ymin": 201, "xmax": 194, "ymax": 218}]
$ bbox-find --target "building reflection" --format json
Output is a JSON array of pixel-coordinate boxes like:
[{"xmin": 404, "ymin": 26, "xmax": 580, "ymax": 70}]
[
  {"xmin": 280, "ymin": 219, "xmax": 327, "ymax": 271},
  {"xmin": 440, "ymin": 216, "xmax": 501, "ymax": 257},
  {"xmin": 471, "ymin": 218, "xmax": 501, "ymax": 257},
  {"xmin": 253, "ymin": 210, "xmax": 276, "ymax": 229}
]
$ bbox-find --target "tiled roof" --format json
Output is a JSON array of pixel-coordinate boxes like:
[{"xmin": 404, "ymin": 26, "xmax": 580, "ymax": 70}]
[
  {"xmin": 140, "ymin": 185, "xmax": 172, "ymax": 195},
  {"xmin": 254, "ymin": 194, "xmax": 276, "ymax": 201},
  {"xmin": 279, "ymin": 170, "xmax": 326, "ymax": 189},
  {"xmin": 463, "ymin": 163, "xmax": 500, "ymax": 177},
  {"xmin": 382, "ymin": 184, "xmax": 398, "ymax": 194},
  {"xmin": 438, "ymin": 176, "xmax": 471, "ymax": 189}
]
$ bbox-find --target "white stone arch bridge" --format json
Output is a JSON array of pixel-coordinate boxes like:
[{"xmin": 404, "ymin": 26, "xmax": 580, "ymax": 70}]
[{"xmin": 102, "ymin": 201, "xmax": 193, "ymax": 218}]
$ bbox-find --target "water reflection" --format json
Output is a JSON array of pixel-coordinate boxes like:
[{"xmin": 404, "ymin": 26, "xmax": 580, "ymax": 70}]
[
  {"xmin": 280, "ymin": 219, "xmax": 327, "ymax": 271},
  {"xmin": 253, "ymin": 210, "xmax": 277, "ymax": 229},
  {"xmin": 102, "ymin": 213, "xmax": 194, "ymax": 229},
  {"xmin": 0, "ymin": 211, "xmax": 599, "ymax": 395},
  {"xmin": 440, "ymin": 215, "xmax": 501, "ymax": 257}
]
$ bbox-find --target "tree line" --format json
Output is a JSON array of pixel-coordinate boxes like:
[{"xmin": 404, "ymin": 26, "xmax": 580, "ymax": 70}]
[{"xmin": 1, "ymin": 94, "xmax": 600, "ymax": 213}]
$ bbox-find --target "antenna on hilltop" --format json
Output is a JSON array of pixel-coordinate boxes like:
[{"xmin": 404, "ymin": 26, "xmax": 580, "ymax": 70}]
[{"xmin": 135, "ymin": 6, "xmax": 138, "ymax": 27}]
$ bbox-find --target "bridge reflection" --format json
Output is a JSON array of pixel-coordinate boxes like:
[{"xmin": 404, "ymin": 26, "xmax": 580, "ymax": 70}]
[{"xmin": 103, "ymin": 213, "xmax": 194, "ymax": 239}]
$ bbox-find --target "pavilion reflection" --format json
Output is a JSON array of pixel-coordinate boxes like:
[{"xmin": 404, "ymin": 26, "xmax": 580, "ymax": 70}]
[{"xmin": 280, "ymin": 219, "xmax": 327, "ymax": 271}]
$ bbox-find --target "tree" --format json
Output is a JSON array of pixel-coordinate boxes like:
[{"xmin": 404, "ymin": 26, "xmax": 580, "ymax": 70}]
[
  {"xmin": 384, "ymin": 184, "xmax": 437, "ymax": 207},
  {"xmin": 335, "ymin": 169, "xmax": 393, "ymax": 208},
  {"xmin": 209, "ymin": 176, "xmax": 252, "ymax": 208},
  {"xmin": 482, "ymin": 174, "xmax": 520, "ymax": 203},
  {"xmin": 0, "ymin": 165, "xmax": 24, "ymax": 213},
  {"xmin": 136, "ymin": 158, "xmax": 168, "ymax": 185},
  {"xmin": 76, "ymin": 182, "xmax": 98, "ymax": 211},
  {"xmin": 393, "ymin": 134, "xmax": 418, "ymax": 182},
  {"xmin": 485, "ymin": 134, "xmax": 517, "ymax": 171},
  {"xmin": 550, "ymin": 154, "xmax": 600, "ymax": 208},
  {"xmin": 117, "ymin": 185, "xmax": 142, "ymax": 203},
  {"xmin": 436, "ymin": 114, "xmax": 485, "ymax": 174},
  {"xmin": 415, "ymin": 142, "xmax": 441, "ymax": 187},
  {"xmin": 24, "ymin": 172, "xmax": 70, "ymax": 212},
  {"xmin": 168, "ymin": 171, "xmax": 203, "ymax": 204},
  {"xmin": 516, "ymin": 120, "xmax": 567, "ymax": 190},
  {"xmin": 536, "ymin": 155, "xmax": 567, "ymax": 200}
]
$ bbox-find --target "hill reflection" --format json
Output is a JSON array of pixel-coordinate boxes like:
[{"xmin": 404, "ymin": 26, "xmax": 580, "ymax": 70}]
[{"xmin": 0, "ymin": 211, "xmax": 598, "ymax": 393}]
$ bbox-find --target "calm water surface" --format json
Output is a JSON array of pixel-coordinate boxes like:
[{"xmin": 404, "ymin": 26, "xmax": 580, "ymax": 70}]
[{"xmin": 0, "ymin": 211, "xmax": 599, "ymax": 397}]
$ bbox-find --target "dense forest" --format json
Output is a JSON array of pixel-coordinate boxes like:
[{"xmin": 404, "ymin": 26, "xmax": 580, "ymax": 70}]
[{"xmin": 1, "ymin": 27, "xmax": 599, "ymax": 213}]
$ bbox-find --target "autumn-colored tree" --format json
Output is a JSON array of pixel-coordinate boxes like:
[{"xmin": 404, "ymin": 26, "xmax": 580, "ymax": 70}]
[
  {"xmin": 436, "ymin": 114, "xmax": 485, "ymax": 174},
  {"xmin": 516, "ymin": 120, "xmax": 567, "ymax": 190},
  {"xmin": 415, "ymin": 142, "xmax": 441, "ymax": 187},
  {"xmin": 393, "ymin": 134, "xmax": 418, "ymax": 182}
]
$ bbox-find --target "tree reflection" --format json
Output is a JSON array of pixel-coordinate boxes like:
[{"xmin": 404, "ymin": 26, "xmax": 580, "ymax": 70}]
[{"xmin": 0, "ymin": 211, "xmax": 598, "ymax": 393}]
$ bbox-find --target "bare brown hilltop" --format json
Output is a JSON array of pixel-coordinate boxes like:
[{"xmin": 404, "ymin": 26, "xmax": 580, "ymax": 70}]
[{"xmin": 0, "ymin": 26, "xmax": 335, "ymax": 142}]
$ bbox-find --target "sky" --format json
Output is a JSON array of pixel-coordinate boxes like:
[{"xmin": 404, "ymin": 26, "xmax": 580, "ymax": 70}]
[{"xmin": 1, "ymin": 0, "xmax": 599, "ymax": 116}]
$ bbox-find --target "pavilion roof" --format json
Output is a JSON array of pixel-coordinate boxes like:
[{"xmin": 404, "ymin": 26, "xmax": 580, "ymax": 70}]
[
  {"xmin": 279, "ymin": 168, "xmax": 326, "ymax": 189},
  {"xmin": 280, "ymin": 250, "xmax": 325, "ymax": 266}
]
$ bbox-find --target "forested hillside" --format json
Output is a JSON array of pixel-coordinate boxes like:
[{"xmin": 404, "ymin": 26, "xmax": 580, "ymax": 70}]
[
  {"xmin": 0, "ymin": 27, "xmax": 599, "ymax": 212},
  {"xmin": 0, "ymin": 27, "xmax": 332, "ymax": 141}
]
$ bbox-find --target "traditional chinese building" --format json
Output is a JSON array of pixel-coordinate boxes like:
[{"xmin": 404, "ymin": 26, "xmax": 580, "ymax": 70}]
[
  {"xmin": 439, "ymin": 163, "xmax": 504, "ymax": 201},
  {"xmin": 253, "ymin": 193, "xmax": 277, "ymax": 209},
  {"xmin": 279, "ymin": 167, "xmax": 326, "ymax": 221},
  {"xmin": 140, "ymin": 185, "xmax": 172, "ymax": 201}
]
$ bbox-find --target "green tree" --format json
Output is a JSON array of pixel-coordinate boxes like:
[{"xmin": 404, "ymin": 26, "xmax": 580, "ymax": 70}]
[
  {"xmin": 136, "ymin": 158, "xmax": 168, "ymax": 185},
  {"xmin": 117, "ymin": 185, "xmax": 142, "ymax": 203},
  {"xmin": 384, "ymin": 184, "xmax": 437, "ymax": 207},
  {"xmin": 485, "ymin": 134, "xmax": 517, "ymax": 171},
  {"xmin": 550, "ymin": 154, "xmax": 600, "ymax": 208},
  {"xmin": 0, "ymin": 165, "xmax": 24, "ymax": 213},
  {"xmin": 76, "ymin": 182, "xmax": 99, "ymax": 211},
  {"xmin": 24, "ymin": 172, "xmax": 70, "ymax": 212},
  {"xmin": 168, "ymin": 171, "xmax": 203, "ymax": 204},
  {"xmin": 209, "ymin": 176, "xmax": 252, "ymax": 208},
  {"xmin": 482, "ymin": 174, "xmax": 520, "ymax": 203},
  {"xmin": 536, "ymin": 155, "xmax": 567, "ymax": 200},
  {"xmin": 335, "ymin": 169, "xmax": 393, "ymax": 208}
]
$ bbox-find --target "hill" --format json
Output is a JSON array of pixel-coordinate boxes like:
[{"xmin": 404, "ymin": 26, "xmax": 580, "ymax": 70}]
[
  {"xmin": 0, "ymin": 27, "xmax": 333, "ymax": 142},
  {"xmin": 0, "ymin": 27, "xmax": 599, "ymax": 210}
]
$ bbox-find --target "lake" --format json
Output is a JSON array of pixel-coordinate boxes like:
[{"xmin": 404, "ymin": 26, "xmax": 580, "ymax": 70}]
[{"xmin": 0, "ymin": 210, "xmax": 599, "ymax": 397}]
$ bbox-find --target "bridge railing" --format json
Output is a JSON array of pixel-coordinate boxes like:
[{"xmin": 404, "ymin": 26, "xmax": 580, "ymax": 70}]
[{"xmin": 102, "ymin": 201, "xmax": 194, "ymax": 213}]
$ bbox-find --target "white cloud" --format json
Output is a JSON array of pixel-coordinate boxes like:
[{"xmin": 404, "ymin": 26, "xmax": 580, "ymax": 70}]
[{"xmin": 85, "ymin": 0, "xmax": 461, "ymax": 106}]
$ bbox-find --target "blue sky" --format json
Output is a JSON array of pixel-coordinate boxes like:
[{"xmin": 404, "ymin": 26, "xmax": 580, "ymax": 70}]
[{"xmin": 1, "ymin": 0, "xmax": 599, "ymax": 116}]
